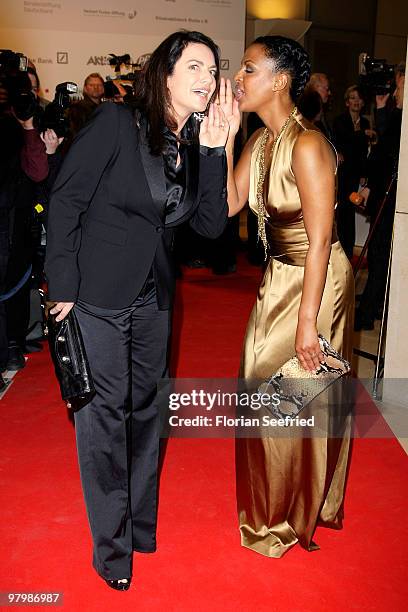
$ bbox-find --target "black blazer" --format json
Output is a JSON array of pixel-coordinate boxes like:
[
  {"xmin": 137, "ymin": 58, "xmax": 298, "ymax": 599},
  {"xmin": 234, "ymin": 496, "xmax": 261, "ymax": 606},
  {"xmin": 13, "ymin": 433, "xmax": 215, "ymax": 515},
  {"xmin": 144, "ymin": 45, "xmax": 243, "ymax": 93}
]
[
  {"xmin": 45, "ymin": 102, "xmax": 227, "ymax": 309},
  {"xmin": 333, "ymin": 112, "xmax": 370, "ymax": 177}
]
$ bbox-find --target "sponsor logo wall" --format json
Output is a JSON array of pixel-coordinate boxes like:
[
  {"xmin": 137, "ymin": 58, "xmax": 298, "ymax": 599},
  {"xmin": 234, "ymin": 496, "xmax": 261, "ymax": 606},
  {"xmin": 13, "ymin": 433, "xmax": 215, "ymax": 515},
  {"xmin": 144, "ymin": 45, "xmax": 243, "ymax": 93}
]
[{"xmin": 0, "ymin": 0, "xmax": 245, "ymax": 97}]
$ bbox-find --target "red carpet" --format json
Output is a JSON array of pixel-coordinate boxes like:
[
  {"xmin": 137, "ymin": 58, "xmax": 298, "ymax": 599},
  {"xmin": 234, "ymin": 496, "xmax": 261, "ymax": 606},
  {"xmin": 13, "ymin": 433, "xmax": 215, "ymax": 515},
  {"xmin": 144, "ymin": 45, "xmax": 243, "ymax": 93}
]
[{"xmin": 1, "ymin": 256, "xmax": 407, "ymax": 611}]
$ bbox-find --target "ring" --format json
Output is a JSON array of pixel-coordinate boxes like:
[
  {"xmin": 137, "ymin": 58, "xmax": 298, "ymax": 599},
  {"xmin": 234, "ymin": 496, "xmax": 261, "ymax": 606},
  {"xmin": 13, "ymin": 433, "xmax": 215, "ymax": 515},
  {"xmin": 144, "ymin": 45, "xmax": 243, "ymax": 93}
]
[{"xmin": 220, "ymin": 123, "xmax": 225, "ymax": 128}]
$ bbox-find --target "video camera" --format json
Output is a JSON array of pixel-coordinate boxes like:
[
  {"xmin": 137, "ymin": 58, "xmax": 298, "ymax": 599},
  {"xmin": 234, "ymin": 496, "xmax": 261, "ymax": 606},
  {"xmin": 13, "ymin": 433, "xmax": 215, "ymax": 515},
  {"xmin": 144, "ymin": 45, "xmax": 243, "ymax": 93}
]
[
  {"xmin": 104, "ymin": 52, "xmax": 142, "ymax": 99},
  {"xmin": 0, "ymin": 49, "xmax": 28, "ymax": 73},
  {"xmin": 1, "ymin": 49, "xmax": 77, "ymax": 136},
  {"xmin": 359, "ymin": 53, "xmax": 395, "ymax": 95},
  {"xmin": 0, "ymin": 49, "xmax": 37, "ymax": 118},
  {"xmin": 40, "ymin": 82, "xmax": 78, "ymax": 137}
]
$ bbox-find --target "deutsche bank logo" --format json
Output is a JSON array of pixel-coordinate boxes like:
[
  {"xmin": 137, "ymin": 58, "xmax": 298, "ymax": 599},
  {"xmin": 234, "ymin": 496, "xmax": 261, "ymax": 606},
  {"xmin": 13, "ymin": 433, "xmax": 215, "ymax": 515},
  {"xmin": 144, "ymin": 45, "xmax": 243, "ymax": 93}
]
[
  {"xmin": 220, "ymin": 59, "xmax": 229, "ymax": 70},
  {"xmin": 57, "ymin": 52, "xmax": 68, "ymax": 64}
]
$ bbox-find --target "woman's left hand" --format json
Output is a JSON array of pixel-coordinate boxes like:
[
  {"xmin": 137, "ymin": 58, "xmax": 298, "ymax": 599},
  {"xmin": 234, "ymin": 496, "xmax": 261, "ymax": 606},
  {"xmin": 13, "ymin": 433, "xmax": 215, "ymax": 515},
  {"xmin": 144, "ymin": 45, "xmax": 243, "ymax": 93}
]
[
  {"xmin": 295, "ymin": 319, "xmax": 324, "ymax": 372},
  {"xmin": 199, "ymin": 102, "xmax": 229, "ymax": 148}
]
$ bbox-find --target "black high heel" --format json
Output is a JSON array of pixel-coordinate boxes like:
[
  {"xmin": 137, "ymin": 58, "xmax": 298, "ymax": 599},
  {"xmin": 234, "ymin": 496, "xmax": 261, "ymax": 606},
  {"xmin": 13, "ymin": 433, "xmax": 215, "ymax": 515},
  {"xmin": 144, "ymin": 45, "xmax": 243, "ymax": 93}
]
[{"xmin": 104, "ymin": 578, "xmax": 131, "ymax": 591}]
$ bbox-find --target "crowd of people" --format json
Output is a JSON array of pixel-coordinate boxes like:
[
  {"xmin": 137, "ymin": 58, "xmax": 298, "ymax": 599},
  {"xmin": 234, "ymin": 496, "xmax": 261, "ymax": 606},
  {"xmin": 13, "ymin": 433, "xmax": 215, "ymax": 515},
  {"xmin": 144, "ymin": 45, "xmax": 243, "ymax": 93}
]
[
  {"xmin": 299, "ymin": 67, "xmax": 405, "ymax": 330},
  {"xmin": 0, "ymin": 44, "xmax": 405, "ymax": 376},
  {"xmin": 0, "ymin": 31, "xmax": 405, "ymax": 589}
]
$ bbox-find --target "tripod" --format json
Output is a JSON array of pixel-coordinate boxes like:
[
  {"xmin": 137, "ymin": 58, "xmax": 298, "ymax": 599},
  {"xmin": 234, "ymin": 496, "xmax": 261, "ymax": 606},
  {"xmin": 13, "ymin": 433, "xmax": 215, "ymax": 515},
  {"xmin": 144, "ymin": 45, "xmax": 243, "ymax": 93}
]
[
  {"xmin": 353, "ymin": 170, "xmax": 397, "ymax": 399},
  {"xmin": 353, "ymin": 172, "xmax": 396, "ymax": 276}
]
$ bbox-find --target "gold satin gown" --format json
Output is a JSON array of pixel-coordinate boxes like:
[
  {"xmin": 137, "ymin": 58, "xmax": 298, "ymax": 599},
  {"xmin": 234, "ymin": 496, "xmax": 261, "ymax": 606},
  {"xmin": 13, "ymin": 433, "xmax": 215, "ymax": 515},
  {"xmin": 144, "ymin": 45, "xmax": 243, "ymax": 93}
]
[{"xmin": 236, "ymin": 110, "xmax": 355, "ymax": 557}]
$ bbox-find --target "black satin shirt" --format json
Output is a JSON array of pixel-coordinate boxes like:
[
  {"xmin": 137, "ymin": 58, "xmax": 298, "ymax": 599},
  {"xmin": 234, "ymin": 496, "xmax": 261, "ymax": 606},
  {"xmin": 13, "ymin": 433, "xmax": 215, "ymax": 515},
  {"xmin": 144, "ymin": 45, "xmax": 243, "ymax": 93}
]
[
  {"xmin": 162, "ymin": 127, "xmax": 224, "ymax": 217},
  {"xmin": 162, "ymin": 128, "xmax": 185, "ymax": 215}
]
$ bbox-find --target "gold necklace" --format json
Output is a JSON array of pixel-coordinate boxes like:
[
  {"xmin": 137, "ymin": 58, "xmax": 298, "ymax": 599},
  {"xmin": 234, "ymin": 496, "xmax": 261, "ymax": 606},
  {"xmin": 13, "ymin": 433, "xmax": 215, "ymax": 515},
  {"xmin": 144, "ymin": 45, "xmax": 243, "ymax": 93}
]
[{"xmin": 256, "ymin": 106, "xmax": 297, "ymax": 260}]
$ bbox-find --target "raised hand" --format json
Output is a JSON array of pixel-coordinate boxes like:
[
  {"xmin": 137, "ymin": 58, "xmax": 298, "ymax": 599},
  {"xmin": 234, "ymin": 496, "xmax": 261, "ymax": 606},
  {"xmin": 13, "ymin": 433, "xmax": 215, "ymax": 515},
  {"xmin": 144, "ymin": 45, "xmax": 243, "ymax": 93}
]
[
  {"xmin": 199, "ymin": 102, "xmax": 229, "ymax": 148},
  {"xmin": 40, "ymin": 128, "xmax": 64, "ymax": 154},
  {"xmin": 217, "ymin": 77, "xmax": 240, "ymax": 138},
  {"xmin": 375, "ymin": 93, "xmax": 390, "ymax": 109},
  {"xmin": 16, "ymin": 115, "xmax": 35, "ymax": 130}
]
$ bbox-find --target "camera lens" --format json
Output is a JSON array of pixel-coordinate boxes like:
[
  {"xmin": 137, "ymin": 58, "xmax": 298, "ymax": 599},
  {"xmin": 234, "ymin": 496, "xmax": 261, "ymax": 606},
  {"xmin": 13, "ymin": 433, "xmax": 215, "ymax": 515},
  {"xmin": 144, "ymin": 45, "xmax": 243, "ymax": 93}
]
[{"xmin": 11, "ymin": 90, "xmax": 38, "ymax": 121}]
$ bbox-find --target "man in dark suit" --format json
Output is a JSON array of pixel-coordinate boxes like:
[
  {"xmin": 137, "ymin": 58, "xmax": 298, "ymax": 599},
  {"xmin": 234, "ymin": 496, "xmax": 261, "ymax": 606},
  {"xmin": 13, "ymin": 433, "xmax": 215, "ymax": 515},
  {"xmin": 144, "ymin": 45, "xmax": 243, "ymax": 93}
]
[{"xmin": 355, "ymin": 69, "xmax": 404, "ymax": 330}]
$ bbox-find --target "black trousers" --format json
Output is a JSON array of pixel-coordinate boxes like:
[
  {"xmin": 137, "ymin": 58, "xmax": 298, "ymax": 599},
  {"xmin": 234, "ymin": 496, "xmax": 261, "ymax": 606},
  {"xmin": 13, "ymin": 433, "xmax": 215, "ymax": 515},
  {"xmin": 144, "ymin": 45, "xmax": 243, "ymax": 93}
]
[
  {"xmin": 0, "ymin": 221, "xmax": 9, "ymax": 369},
  {"xmin": 358, "ymin": 189, "xmax": 396, "ymax": 324},
  {"xmin": 6, "ymin": 207, "xmax": 34, "ymax": 348},
  {"xmin": 73, "ymin": 281, "xmax": 171, "ymax": 580}
]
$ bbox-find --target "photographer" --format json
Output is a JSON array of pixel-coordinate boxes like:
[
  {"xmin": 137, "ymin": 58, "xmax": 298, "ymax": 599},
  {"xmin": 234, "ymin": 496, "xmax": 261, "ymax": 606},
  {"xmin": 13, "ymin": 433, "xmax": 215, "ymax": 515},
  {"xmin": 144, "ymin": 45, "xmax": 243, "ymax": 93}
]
[
  {"xmin": 27, "ymin": 66, "xmax": 50, "ymax": 111},
  {"xmin": 374, "ymin": 62, "xmax": 405, "ymax": 138},
  {"xmin": 307, "ymin": 72, "xmax": 334, "ymax": 140},
  {"xmin": 355, "ymin": 65, "xmax": 404, "ymax": 330},
  {"xmin": 52, "ymin": 74, "xmax": 102, "ymax": 160},
  {"xmin": 66, "ymin": 73, "xmax": 104, "ymax": 138},
  {"xmin": 333, "ymin": 85, "xmax": 373, "ymax": 259},
  {"xmin": 0, "ymin": 51, "xmax": 48, "ymax": 372}
]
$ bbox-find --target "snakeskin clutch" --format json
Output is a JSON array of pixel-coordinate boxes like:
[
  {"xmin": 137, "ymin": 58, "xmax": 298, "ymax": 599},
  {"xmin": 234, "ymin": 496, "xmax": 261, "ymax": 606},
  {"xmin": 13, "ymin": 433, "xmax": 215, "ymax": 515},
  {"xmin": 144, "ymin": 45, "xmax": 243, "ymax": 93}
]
[{"xmin": 258, "ymin": 335, "xmax": 351, "ymax": 420}]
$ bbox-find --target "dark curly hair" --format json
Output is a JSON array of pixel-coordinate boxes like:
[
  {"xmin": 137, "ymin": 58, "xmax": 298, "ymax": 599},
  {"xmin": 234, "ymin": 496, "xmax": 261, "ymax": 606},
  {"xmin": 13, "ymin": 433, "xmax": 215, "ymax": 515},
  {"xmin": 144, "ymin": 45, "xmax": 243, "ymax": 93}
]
[{"xmin": 254, "ymin": 36, "xmax": 311, "ymax": 102}]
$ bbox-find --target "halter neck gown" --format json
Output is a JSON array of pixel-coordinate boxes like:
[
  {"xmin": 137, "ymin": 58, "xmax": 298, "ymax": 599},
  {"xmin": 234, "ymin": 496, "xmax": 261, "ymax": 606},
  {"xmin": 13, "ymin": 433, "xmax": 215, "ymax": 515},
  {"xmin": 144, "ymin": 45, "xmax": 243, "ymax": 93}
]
[{"xmin": 236, "ymin": 109, "xmax": 355, "ymax": 557}]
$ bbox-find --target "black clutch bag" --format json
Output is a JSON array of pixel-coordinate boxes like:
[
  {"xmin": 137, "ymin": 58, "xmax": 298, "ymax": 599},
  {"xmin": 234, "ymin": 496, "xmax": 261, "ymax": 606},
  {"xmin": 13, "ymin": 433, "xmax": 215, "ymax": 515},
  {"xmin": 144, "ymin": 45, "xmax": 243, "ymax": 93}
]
[{"xmin": 47, "ymin": 309, "xmax": 95, "ymax": 410}]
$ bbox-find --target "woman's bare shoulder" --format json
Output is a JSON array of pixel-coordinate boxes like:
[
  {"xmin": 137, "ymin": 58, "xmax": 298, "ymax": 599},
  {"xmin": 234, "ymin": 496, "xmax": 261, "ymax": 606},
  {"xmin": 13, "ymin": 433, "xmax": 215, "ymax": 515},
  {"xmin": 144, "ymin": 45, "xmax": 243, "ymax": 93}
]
[{"xmin": 293, "ymin": 128, "xmax": 336, "ymax": 168}]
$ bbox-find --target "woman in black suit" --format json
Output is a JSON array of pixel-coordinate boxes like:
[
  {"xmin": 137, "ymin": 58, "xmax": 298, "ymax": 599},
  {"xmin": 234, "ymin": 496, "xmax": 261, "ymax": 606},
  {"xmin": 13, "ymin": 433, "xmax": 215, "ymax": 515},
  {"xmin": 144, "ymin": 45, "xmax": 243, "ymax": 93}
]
[{"xmin": 45, "ymin": 31, "xmax": 228, "ymax": 590}]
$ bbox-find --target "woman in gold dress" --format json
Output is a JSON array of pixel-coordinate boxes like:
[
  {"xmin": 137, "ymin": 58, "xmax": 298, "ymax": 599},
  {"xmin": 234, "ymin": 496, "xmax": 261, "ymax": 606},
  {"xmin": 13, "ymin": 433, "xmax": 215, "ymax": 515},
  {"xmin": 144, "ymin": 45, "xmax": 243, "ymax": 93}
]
[{"xmin": 220, "ymin": 36, "xmax": 354, "ymax": 557}]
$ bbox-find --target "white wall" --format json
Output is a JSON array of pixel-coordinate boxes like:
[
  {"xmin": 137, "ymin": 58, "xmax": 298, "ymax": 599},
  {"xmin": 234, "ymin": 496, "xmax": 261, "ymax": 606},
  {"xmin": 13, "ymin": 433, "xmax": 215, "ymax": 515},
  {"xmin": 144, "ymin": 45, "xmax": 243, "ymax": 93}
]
[
  {"xmin": 384, "ymin": 39, "xmax": 408, "ymax": 382},
  {"xmin": 0, "ymin": 0, "xmax": 246, "ymax": 97}
]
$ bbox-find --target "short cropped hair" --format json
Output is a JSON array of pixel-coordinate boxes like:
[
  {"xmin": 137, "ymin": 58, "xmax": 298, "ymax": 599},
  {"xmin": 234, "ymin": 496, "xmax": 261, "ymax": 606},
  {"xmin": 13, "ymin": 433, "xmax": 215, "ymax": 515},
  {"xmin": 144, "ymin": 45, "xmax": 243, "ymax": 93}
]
[
  {"xmin": 309, "ymin": 72, "xmax": 329, "ymax": 87},
  {"xmin": 84, "ymin": 73, "xmax": 104, "ymax": 87}
]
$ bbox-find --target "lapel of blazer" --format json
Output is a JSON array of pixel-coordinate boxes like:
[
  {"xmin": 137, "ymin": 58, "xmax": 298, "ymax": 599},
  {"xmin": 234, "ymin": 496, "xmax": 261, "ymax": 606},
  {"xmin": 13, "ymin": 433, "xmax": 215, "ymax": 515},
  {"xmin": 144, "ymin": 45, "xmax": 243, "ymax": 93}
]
[
  {"xmin": 138, "ymin": 116, "xmax": 167, "ymax": 214},
  {"xmin": 184, "ymin": 142, "xmax": 199, "ymax": 212},
  {"xmin": 165, "ymin": 142, "xmax": 199, "ymax": 227}
]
